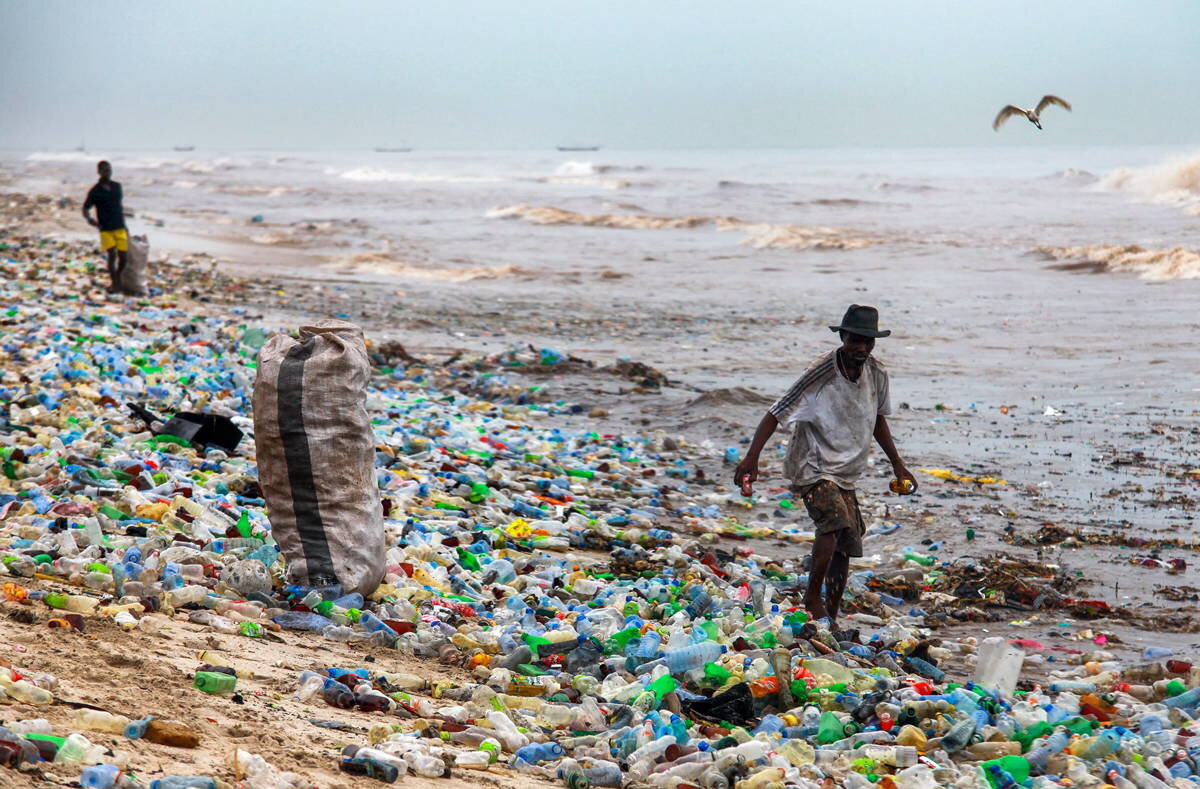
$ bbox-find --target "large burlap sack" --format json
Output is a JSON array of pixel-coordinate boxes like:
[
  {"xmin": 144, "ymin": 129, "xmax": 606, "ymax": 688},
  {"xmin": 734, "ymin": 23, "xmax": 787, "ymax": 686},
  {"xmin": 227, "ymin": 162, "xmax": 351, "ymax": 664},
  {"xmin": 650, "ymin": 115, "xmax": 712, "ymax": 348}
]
[
  {"xmin": 252, "ymin": 320, "xmax": 384, "ymax": 596},
  {"xmin": 120, "ymin": 234, "xmax": 149, "ymax": 295}
]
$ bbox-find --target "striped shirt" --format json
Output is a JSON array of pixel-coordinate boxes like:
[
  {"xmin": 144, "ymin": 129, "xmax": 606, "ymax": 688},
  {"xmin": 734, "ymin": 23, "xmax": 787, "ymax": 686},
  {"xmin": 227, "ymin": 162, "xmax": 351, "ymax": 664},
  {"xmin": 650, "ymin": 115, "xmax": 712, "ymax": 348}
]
[{"xmin": 768, "ymin": 349, "xmax": 891, "ymax": 490}]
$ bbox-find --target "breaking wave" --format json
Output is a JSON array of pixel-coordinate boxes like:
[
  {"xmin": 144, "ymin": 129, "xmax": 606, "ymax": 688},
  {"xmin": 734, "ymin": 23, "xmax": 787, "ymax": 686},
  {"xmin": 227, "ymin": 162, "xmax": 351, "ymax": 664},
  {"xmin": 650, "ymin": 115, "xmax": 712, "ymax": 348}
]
[
  {"xmin": 26, "ymin": 152, "xmax": 96, "ymax": 163},
  {"xmin": 726, "ymin": 221, "xmax": 881, "ymax": 251},
  {"xmin": 25, "ymin": 153, "xmax": 245, "ymax": 174},
  {"xmin": 486, "ymin": 204, "xmax": 716, "ymax": 229},
  {"xmin": 1041, "ymin": 168, "xmax": 1098, "ymax": 184},
  {"xmin": 554, "ymin": 161, "xmax": 613, "ymax": 177},
  {"xmin": 340, "ymin": 167, "xmax": 505, "ymax": 184},
  {"xmin": 873, "ymin": 181, "xmax": 937, "ymax": 193},
  {"xmin": 1035, "ymin": 244, "xmax": 1200, "ymax": 280},
  {"xmin": 1098, "ymin": 153, "xmax": 1200, "ymax": 214},
  {"xmin": 549, "ymin": 161, "xmax": 641, "ymax": 189},
  {"xmin": 333, "ymin": 252, "xmax": 529, "ymax": 281},
  {"xmin": 487, "ymin": 205, "xmax": 880, "ymax": 250}
]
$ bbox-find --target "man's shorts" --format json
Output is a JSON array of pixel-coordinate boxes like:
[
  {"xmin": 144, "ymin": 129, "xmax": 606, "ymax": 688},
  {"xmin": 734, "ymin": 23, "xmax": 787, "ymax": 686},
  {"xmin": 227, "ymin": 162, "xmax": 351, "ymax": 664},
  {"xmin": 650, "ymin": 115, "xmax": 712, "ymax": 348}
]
[
  {"xmin": 99, "ymin": 228, "xmax": 128, "ymax": 252},
  {"xmin": 794, "ymin": 479, "xmax": 865, "ymax": 557}
]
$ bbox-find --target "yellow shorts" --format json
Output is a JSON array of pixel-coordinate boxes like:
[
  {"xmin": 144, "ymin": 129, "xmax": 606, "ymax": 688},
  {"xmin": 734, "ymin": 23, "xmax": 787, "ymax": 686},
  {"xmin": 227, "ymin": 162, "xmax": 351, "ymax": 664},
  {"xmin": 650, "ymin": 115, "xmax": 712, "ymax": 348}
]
[{"xmin": 99, "ymin": 228, "xmax": 128, "ymax": 252}]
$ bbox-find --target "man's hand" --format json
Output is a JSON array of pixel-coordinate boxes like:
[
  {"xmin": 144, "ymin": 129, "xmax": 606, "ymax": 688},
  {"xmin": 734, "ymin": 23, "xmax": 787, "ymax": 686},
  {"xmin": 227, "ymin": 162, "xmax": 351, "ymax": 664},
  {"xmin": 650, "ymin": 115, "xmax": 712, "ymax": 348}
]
[
  {"xmin": 85, "ymin": 217, "xmax": 98, "ymax": 228},
  {"xmin": 893, "ymin": 464, "xmax": 918, "ymax": 494},
  {"xmin": 733, "ymin": 456, "xmax": 759, "ymax": 497}
]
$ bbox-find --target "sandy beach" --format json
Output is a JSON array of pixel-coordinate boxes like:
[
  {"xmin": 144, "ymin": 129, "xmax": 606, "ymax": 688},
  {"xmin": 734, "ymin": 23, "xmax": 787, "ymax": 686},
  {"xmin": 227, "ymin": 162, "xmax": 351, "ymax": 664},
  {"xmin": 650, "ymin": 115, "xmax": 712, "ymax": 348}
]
[{"xmin": 1, "ymin": 145, "xmax": 1200, "ymax": 787}]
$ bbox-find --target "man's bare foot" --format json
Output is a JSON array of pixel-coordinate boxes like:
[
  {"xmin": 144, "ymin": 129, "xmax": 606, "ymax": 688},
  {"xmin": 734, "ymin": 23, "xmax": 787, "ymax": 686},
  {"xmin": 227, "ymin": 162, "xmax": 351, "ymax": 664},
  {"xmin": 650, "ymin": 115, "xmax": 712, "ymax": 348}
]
[{"xmin": 804, "ymin": 595, "xmax": 829, "ymax": 621}]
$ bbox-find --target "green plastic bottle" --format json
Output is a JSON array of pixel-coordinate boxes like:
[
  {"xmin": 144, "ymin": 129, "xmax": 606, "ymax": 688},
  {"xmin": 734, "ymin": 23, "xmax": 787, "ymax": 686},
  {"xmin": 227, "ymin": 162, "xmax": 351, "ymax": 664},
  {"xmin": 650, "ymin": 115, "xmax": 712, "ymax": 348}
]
[
  {"xmin": 1062, "ymin": 716, "xmax": 1098, "ymax": 736},
  {"xmin": 903, "ymin": 552, "xmax": 935, "ymax": 567},
  {"xmin": 603, "ymin": 626, "xmax": 641, "ymax": 655},
  {"xmin": 237, "ymin": 621, "xmax": 264, "ymax": 638},
  {"xmin": 1014, "ymin": 720, "xmax": 1052, "ymax": 751},
  {"xmin": 980, "ymin": 755, "xmax": 1031, "ymax": 788},
  {"xmin": 44, "ymin": 592, "xmax": 70, "ymax": 610},
  {"xmin": 194, "ymin": 671, "xmax": 238, "ymax": 694}
]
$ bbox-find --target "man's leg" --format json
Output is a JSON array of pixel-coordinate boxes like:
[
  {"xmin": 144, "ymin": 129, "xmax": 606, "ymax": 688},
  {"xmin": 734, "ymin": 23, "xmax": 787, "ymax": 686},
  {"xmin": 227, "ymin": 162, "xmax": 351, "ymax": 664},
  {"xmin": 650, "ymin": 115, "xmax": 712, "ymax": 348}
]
[
  {"xmin": 801, "ymin": 480, "xmax": 860, "ymax": 625},
  {"xmin": 115, "ymin": 250, "xmax": 129, "ymax": 291},
  {"xmin": 804, "ymin": 533, "xmax": 837, "ymax": 621},
  {"xmin": 105, "ymin": 248, "xmax": 118, "ymax": 291},
  {"xmin": 825, "ymin": 551, "xmax": 850, "ymax": 624}
]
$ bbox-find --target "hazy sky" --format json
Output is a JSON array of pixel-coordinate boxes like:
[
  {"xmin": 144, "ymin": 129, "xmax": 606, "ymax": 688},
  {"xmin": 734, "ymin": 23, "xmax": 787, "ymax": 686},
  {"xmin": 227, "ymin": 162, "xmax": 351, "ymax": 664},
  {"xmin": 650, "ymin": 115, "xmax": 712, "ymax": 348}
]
[{"xmin": 3, "ymin": 0, "xmax": 1198, "ymax": 149}]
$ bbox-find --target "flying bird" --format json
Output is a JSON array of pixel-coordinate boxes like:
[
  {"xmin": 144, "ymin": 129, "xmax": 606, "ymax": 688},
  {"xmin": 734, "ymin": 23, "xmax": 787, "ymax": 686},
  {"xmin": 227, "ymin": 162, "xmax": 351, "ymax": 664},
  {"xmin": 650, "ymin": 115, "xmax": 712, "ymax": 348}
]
[{"xmin": 993, "ymin": 95, "xmax": 1072, "ymax": 131}]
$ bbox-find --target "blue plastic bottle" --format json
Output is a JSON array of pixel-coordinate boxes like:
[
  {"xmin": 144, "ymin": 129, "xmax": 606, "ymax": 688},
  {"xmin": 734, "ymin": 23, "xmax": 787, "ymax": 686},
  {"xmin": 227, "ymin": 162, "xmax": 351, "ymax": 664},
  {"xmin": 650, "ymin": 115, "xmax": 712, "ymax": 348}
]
[
  {"xmin": 1163, "ymin": 687, "xmax": 1200, "ymax": 710},
  {"xmin": 80, "ymin": 765, "xmax": 123, "ymax": 789},
  {"xmin": 754, "ymin": 714, "xmax": 786, "ymax": 737},
  {"xmin": 125, "ymin": 714, "xmax": 155, "ymax": 739},
  {"xmin": 1026, "ymin": 730, "xmax": 1070, "ymax": 772},
  {"xmin": 515, "ymin": 741, "xmax": 566, "ymax": 763}
]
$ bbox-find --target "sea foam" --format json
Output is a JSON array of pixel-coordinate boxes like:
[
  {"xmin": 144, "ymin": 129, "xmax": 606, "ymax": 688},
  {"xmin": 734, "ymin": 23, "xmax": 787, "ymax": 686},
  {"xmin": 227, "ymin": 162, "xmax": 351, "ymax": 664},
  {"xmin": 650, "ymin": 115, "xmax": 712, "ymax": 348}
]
[
  {"xmin": 1098, "ymin": 153, "xmax": 1200, "ymax": 214},
  {"xmin": 1035, "ymin": 244, "xmax": 1200, "ymax": 280}
]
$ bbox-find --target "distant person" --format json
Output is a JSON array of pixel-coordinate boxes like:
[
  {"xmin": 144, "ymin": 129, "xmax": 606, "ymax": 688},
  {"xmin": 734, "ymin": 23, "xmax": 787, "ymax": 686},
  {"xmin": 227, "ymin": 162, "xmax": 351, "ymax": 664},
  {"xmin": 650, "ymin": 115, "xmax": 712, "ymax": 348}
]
[
  {"xmin": 733, "ymin": 304, "xmax": 917, "ymax": 627},
  {"xmin": 82, "ymin": 160, "xmax": 127, "ymax": 293}
]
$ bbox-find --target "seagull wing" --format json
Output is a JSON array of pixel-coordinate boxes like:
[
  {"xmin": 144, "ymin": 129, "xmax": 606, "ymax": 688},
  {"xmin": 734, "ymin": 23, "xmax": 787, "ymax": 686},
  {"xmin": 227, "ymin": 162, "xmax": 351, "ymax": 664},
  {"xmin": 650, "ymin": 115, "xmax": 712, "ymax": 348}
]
[
  {"xmin": 993, "ymin": 105, "xmax": 1024, "ymax": 131},
  {"xmin": 1036, "ymin": 95, "xmax": 1072, "ymax": 114}
]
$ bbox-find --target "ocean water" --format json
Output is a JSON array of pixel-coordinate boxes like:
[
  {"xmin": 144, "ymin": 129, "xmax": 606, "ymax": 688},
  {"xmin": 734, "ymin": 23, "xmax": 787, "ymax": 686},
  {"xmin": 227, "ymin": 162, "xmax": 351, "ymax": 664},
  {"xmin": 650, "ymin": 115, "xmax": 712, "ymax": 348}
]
[
  {"xmin": 6, "ymin": 145, "xmax": 1200, "ymax": 557},
  {"xmin": 8, "ymin": 145, "xmax": 1200, "ymax": 283}
]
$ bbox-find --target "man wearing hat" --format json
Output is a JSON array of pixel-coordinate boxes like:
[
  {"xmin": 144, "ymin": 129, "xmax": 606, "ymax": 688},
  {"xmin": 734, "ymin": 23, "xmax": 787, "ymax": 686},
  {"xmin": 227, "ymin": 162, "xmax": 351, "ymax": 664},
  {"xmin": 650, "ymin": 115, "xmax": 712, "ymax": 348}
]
[{"xmin": 733, "ymin": 305, "xmax": 916, "ymax": 626}]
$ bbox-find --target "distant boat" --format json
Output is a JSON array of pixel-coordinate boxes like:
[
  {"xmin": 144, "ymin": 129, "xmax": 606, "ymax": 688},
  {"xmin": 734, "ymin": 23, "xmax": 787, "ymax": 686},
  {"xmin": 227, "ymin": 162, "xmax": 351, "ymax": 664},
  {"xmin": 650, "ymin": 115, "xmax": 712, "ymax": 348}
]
[
  {"xmin": 374, "ymin": 147, "xmax": 412, "ymax": 153},
  {"xmin": 173, "ymin": 145, "xmax": 195, "ymax": 152},
  {"xmin": 557, "ymin": 145, "xmax": 600, "ymax": 152},
  {"xmin": 75, "ymin": 140, "xmax": 86, "ymax": 153}
]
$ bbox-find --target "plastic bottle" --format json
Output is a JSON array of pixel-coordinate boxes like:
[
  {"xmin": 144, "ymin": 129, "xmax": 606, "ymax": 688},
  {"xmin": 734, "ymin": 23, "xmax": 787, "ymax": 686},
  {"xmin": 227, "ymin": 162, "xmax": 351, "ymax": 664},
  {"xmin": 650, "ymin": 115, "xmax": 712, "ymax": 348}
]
[
  {"xmin": 1162, "ymin": 687, "xmax": 1200, "ymax": 710},
  {"xmin": 938, "ymin": 718, "xmax": 975, "ymax": 753},
  {"xmin": 403, "ymin": 750, "xmax": 446, "ymax": 778},
  {"xmin": 341, "ymin": 756, "xmax": 402, "ymax": 782},
  {"xmin": 6, "ymin": 680, "xmax": 54, "ymax": 705},
  {"xmin": 486, "ymin": 710, "xmax": 530, "ymax": 750},
  {"xmin": 54, "ymin": 732, "xmax": 103, "ymax": 766},
  {"xmin": 80, "ymin": 764, "xmax": 127, "ymax": 789},
  {"xmin": 149, "ymin": 779, "xmax": 219, "ymax": 789},
  {"xmin": 638, "ymin": 642, "xmax": 728, "ymax": 676},
  {"xmin": 73, "ymin": 709, "xmax": 132, "ymax": 735},
  {"xmin": 125, "ymin": 715, "xmax": 155, "ymax": 739},
  {"xmin": 860, "ymin": 744, "xmax": 918, "ymax": 767},
  {"xmin": 1025, "ymin": 730, "xmax": 1069, "ymax": 772},
  {"xmin": 193, "ymin": 671, "xmax": 238, "ymax": 695}
]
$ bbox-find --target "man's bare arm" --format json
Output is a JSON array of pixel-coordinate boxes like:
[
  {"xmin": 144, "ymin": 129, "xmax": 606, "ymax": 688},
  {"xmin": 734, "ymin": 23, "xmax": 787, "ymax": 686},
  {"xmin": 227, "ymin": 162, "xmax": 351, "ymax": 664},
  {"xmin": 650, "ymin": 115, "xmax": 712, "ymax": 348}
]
[
  {"xmin": 874, "ymin": 414, "xmax": 917, "ymax": 492},
  {"xmin": 732, "ymin": 412, "xmax": 779, "ymax": 495}
]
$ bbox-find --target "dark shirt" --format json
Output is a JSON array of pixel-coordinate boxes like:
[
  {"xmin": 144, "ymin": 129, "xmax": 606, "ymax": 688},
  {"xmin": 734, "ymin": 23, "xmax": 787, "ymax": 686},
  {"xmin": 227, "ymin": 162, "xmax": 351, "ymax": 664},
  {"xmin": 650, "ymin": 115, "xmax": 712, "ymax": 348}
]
[{"xmin": 84, "ymin": 181, "xmax": 126, "ymax": 231}]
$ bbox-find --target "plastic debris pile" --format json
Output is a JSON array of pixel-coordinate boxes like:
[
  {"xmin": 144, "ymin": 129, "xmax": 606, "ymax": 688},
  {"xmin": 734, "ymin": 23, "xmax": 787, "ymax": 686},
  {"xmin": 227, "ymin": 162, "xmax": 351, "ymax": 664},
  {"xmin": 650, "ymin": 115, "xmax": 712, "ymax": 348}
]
[{"xmin": 3, "ymin": 234, "xmax": 1200, "ymax": 788}]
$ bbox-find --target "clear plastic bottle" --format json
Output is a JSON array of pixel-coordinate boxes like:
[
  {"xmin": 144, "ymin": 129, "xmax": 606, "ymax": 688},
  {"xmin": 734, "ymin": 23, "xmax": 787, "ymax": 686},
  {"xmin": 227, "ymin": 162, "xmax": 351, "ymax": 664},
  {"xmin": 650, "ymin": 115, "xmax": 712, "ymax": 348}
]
[
  {"xmin": 7, "ymin": 680, "xmax": 54, "ymax": 705},
  {"xmin": 7, "ymin": 718, "xmax": 53, "ymax": 735},
  {"xmin": 149, "ymin": 779, "xmax": 219, "ymax": 789},
  {"xmin": 403, "ymin": 750, "xmax": 446, "ymax": 778},
  {"xmin": 73, "ymin": 709, "xmax": 132, "ymax": 734},
  {"xmin": 55, "ymin": 732, "xmax": 104, "ymax": 766},
  {"xmin": 485, "ymin": 710, "xmax": 530, "ymax": 750}
]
